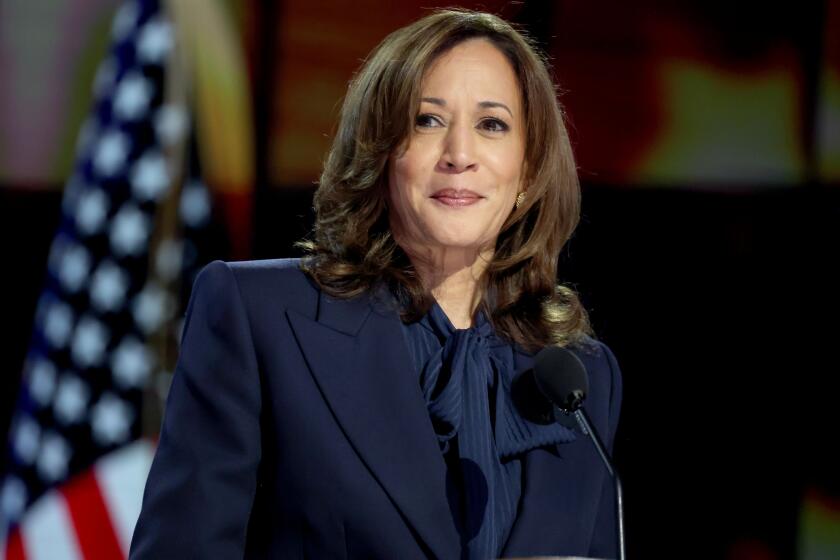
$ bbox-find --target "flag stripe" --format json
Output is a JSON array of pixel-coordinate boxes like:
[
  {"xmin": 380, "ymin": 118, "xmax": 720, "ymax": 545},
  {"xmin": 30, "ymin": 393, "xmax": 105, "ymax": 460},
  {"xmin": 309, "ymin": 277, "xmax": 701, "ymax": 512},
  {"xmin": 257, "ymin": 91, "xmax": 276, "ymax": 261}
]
[
  {"xmin": 94, "ymin": 440, "xmax": 155, "ymax": 553},
  {"xmin": 20, "ymin": 492, "xmax": 81, "ymax": 560},
  {"xmin": 61, "ymin": 470, "xmax": 123, "ymax": 560},
  {"xmin": 5, "ymin": 528, "xmax": 26, "ymax": 560}
]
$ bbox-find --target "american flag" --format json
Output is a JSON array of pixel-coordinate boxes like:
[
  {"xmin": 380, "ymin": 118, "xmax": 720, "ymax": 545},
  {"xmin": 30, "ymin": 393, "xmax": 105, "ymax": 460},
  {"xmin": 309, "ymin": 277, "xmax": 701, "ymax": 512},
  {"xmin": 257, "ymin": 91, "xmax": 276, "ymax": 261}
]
[{"xmin": 0, "ymin": 0, "xmax": 212, "ymax": 557}]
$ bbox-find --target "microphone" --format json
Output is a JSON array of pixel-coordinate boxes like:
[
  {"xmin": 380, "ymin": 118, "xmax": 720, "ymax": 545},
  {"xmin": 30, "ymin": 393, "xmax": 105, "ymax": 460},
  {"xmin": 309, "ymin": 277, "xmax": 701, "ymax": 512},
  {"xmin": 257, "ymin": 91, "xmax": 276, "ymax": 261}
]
[{"xmin": 533, "ymin": 346, "xmax": 626, "ymax": 560}]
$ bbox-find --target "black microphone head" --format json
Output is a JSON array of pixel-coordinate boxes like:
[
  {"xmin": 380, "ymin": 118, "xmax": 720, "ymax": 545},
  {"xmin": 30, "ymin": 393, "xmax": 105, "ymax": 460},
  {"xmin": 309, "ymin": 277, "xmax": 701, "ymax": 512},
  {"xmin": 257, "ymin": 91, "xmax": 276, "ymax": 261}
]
[{"xmin": 533, "ymin": 346, "xmax": 589, "ymax": 412}]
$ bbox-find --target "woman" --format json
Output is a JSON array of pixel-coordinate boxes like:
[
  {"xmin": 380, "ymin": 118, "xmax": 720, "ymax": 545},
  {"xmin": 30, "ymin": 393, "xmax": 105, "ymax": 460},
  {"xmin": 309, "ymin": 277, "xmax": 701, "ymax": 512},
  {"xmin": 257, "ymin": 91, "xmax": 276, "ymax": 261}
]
[{"xmin": 130, "ymin": 9, "xmax": 622, "ymax": 560}]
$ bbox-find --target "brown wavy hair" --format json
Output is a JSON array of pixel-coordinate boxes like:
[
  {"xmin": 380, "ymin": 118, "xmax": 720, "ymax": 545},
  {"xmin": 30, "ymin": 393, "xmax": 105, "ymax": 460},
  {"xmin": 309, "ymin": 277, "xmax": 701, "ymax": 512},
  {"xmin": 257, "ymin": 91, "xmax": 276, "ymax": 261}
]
[{"xmin": 298, "ymin": 9, "xmax": 591, "ymax": 351}]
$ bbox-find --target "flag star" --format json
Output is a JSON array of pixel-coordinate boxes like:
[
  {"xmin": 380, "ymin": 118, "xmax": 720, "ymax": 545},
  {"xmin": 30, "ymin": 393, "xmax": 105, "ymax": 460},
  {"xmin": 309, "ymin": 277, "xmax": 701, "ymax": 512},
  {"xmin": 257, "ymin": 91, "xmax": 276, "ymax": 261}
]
[
  {"xmin": 114, "ymin": 72, "xmax": 153, "ymax": 121},
  {"xmin": 58, "ymin": 244, "xmax": 92, "ymax": 293},
  {"xmin": 131, "ymin": 150, "xmax": 170, "ymax": 201},
  {"xmin": 43, "ymin": 301, "xmax": 75, "ymax": 349},
  {"xmin": 155, "ymin": 238, "xmax": 183, "ymax": 281},
  {"xmin": 91, "ymin": 393, "xmax": 134, "ymax": 446},
  {"xmin": 132, "ymin": 283, "xmax": 170, "ymax": 334},
  {"xmin": 154, "ymin": 104, "xmax": 188, "ymax": 145},
  {"xmin": 37, "ymin": 432, "xmax": 72, "ymax": 482},
  {"xmin": 136, "ymin": 18, "xmax": 173, "ymax": 63},
  {"xmin": 111, "ymin": 1, "xmax": 139, "ymax": 42},
  {"xmin": 93, "ymin": 57, "xmax": 117, "ymax": 98},
  {"xmin": 110, "ymin": 204, "xmax": 149, "ymax": 256},
  {"xmin": 111, "ymin": 337, "xmax": 152, "ymax": 389},
  {"xmin": 13, "ymin": 416, "xmax": 40, "ymax": 465},
  {"xmin": 53, "ymin": 374, "xmax": 90, "ymax": 425},
  {"xmin": 28, "ymin": 358, "xmax": 57, "ymax": 407},
  {"xmin": 90, "ymin": 260, "xmax": 129, "ymax": 312},
  {"xmin": 94, "ymin": 130, "xmax": 130, "ymax": 177},
  {"xmin": 0, "ymin": 476, "xmax": 27, "ymax": 522},
  {"xmin": 180, "ymin": 180, "xmax": 211, "ymax": 227},
  {"xmin": 76, "ymin": 188, "xmax": 110, "ymax": 236},
  {"xmin": 71, "ymin": 316, "xmax": 110, "ymax": 368}
]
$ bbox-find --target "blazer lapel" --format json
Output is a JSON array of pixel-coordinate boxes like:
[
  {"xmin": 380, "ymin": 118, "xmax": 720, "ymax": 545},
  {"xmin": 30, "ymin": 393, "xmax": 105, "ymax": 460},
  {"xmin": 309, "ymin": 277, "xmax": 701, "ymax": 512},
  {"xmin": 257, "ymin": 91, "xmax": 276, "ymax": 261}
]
[{"xmin": 286, "ymin": 290, "xmax": 461, "ymax": 560}]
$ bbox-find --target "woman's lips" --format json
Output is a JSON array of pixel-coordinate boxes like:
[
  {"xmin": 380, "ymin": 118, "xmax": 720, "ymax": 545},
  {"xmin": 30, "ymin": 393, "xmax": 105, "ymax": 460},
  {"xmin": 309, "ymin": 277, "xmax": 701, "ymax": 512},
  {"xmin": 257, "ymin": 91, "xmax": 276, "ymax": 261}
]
[{"xmin": 430, "ymin": 188, "xmax": 483, "ymax": 207}]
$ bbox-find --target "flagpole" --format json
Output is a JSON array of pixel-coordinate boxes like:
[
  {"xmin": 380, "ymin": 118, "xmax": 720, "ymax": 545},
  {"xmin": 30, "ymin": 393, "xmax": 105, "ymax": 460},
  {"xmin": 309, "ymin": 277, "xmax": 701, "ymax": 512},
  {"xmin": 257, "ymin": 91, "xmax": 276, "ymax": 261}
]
[{"xmin": 139, "ymin": 0, "xmax": 193, "ymax": 440}]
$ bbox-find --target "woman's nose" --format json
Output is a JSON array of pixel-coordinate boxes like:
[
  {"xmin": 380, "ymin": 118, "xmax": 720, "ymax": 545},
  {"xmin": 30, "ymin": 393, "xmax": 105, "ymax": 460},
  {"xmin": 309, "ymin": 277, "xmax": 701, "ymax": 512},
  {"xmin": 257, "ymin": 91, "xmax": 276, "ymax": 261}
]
[{"xmin": 438, "ymin": 123, "xmax": 478, "ymax": 173}]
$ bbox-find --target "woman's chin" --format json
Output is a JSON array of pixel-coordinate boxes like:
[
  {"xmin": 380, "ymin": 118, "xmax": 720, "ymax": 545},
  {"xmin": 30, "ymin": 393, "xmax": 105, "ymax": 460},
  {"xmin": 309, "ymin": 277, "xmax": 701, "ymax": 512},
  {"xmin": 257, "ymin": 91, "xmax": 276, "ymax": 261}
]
[
  {"xmin": 395, "ymin": 222, "xmax": 497, "ymax": 257},
  {"xmin": 422, "ymin": 234, "xmax": 494, "ymax": 255}
]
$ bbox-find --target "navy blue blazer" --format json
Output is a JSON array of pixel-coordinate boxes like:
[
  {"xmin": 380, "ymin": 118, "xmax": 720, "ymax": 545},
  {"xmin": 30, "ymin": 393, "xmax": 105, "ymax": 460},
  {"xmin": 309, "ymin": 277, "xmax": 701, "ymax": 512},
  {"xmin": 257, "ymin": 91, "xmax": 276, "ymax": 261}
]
[{"xmin": 129, "ymin": 259, "xmax": 622, "ymax": 559}]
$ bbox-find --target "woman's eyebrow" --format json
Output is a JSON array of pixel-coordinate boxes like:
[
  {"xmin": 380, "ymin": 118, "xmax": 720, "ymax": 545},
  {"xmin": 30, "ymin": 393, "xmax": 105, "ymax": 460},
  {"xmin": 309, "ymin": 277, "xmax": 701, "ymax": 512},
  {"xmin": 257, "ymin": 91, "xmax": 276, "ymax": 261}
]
[
  {"xmin": 478, "ymin": 100, "xmax": 512, "ymax": 117},
  {"xmin": 420, "ymin": 97, "xmax": 513, "ymax": 117},
  {"xmin": 420, "ymin": 96, "xmax": 446, "ymax": 107}
]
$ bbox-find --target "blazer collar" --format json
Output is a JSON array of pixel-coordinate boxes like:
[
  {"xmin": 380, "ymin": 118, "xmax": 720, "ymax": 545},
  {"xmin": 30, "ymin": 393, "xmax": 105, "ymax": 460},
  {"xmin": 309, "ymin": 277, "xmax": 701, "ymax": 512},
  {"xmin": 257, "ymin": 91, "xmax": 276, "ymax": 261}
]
[
  {"xmin": 313, "ymin": 287, "xmax": 375, "ymax": 336},
  {"xmin": 286, "ymin": 288, "xmax": 462, "ymax": 560}
]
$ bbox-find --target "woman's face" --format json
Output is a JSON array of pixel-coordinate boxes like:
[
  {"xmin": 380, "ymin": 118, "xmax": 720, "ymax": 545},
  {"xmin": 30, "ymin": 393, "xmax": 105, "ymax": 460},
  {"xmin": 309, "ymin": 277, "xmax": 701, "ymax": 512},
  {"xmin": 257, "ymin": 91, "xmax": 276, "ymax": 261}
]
[{"xmin": 388, "ymin": 38, "xmax": 526, "ymax": 260}]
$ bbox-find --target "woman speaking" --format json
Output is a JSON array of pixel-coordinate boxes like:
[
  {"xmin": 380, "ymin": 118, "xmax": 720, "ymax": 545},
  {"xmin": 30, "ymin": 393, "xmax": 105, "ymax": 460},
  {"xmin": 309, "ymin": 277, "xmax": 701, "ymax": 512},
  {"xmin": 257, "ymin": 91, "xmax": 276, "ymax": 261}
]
[{"xmin": 130, "ymin": 8, "xmax": 622, "ymax": 559}]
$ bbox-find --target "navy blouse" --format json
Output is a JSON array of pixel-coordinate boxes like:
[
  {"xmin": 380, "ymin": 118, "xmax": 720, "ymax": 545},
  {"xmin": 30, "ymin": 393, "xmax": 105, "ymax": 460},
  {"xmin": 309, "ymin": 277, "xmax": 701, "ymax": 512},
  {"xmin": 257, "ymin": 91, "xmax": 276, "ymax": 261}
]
[{"xmin": 400, "ymin": 302, "xmax": 576, "ymax": 559}]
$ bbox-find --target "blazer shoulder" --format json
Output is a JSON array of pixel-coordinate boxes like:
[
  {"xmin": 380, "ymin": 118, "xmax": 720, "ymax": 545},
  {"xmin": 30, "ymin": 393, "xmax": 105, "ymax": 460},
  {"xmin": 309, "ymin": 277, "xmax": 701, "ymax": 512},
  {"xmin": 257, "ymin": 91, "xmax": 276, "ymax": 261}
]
[
  {"xmin": 569, "ymin": 336, "xmax": 621, "ymax": 384},
  {"xmin": 195, "ymin": 258, "xmax": 320, "ymax": 318},
  {"xmin": 225, "ymin": 257, "xmax": 309, "ymax": 284},
  {"xmin": 569, "ymin": 335, "xmax": 623, "ymax": 441}
]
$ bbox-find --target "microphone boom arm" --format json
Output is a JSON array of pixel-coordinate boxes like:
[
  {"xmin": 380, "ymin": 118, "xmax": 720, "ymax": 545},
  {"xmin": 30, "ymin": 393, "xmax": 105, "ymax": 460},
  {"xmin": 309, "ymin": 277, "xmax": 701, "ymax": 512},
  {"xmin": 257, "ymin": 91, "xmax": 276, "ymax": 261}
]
[{"xmin": 572, "ymin": 408, "xmax": 626, "ymax": 560}]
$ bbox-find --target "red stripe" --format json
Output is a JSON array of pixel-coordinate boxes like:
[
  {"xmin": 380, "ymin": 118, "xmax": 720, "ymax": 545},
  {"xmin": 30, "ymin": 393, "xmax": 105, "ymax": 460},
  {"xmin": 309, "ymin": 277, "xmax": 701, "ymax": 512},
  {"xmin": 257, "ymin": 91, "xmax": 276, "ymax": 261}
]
[
  {"xmin": 60, "ymin": 469, "xmax": 124, "ymax": 559},
  {"xmin": 6, "ymin": 527, "xmax": 26, "ymax": 560}
]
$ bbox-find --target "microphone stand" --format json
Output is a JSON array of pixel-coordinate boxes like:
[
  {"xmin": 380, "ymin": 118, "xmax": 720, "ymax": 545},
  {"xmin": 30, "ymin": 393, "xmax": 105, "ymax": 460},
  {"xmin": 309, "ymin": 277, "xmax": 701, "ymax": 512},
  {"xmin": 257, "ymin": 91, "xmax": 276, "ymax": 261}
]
[{"xmin": 572, "ymin": 408, "xmax": 626, "ymax": 560}]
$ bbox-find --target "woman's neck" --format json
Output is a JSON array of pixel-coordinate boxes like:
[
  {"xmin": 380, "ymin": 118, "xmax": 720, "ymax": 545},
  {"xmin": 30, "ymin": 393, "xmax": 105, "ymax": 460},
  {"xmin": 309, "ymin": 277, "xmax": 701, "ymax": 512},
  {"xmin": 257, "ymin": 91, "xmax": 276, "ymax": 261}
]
[{"xmin": 411, "ymin": 247, "xmax": 491, "ymax": 329}]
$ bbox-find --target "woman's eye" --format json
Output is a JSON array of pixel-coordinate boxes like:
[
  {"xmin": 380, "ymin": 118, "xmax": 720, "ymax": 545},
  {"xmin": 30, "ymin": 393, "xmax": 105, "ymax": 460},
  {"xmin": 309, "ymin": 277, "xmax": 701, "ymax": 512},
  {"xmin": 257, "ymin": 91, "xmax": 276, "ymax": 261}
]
[
  {"xmin": 415, "ymin": 114, "xmax": 443, "ymax": 128},
  {"xmin": 479, "ymin": 118, "xmax": 509, "ymax": 133}
]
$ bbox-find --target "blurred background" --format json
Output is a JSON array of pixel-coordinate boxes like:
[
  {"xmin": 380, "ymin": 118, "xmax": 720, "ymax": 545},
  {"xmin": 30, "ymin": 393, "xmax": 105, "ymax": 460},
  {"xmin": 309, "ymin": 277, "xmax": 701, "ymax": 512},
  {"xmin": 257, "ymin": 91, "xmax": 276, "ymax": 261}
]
[{"xmin": 1, "ymin": 0, "xmax": 838, "ymax": 558}]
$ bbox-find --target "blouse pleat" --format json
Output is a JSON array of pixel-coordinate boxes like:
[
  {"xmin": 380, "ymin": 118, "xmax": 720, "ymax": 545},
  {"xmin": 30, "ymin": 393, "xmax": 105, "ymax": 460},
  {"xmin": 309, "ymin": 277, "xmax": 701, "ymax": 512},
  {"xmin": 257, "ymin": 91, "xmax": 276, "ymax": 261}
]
[{"xmin": 401, "ymin": 302, "xmax": 576, "ymax": 559}]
